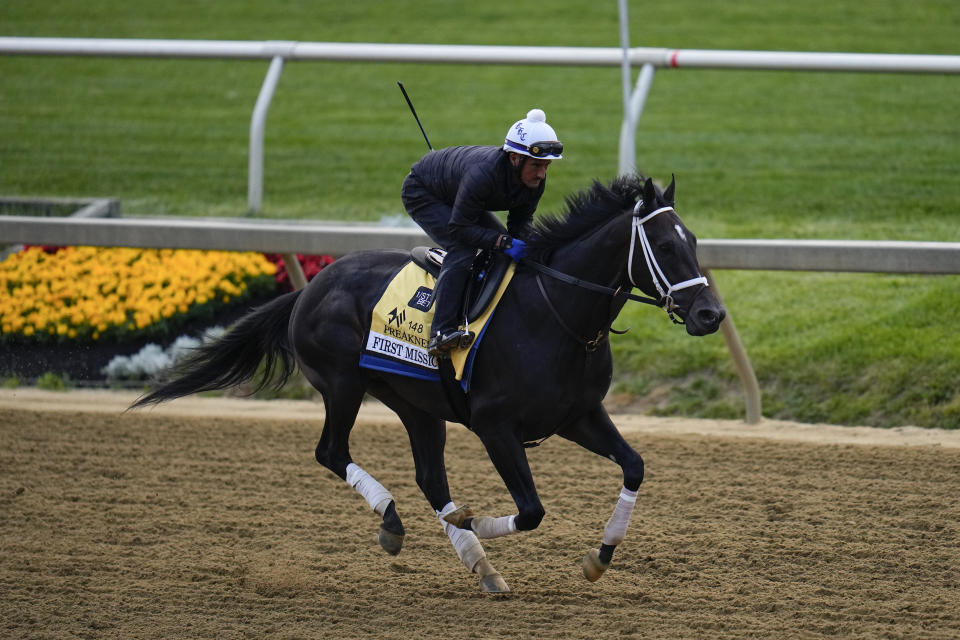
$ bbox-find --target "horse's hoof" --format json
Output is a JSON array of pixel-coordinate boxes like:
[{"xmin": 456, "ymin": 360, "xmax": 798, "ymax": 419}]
[
  {"xmin": 479, "ymin": 572, "xmax": 510, "ymax": 594},
  {"xmin": 441, "ymin": 505, "xmax": 474, "ymax": 528},
  {"xmin": 582, "ymin": 548, "xmax": 609, "ymax": 582},
  {"xmin": 378, "ymin": 525, "xmax": 404, "ymax": 556}
]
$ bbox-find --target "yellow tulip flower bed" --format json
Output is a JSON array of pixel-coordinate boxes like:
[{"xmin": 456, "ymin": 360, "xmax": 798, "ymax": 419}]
[{"xmin": 1, "ymin": 246, "xmax": 278, "ymax": 345}]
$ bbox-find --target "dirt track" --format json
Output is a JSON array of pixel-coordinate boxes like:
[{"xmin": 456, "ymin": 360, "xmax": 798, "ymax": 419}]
[{"xmin": 1, "ymin": 390, "xmax": 958, "ymax": 639}]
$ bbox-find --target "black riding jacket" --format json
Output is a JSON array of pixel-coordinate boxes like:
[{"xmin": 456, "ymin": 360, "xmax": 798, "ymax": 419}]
[{"xmin": 408, "ymin": 145, "xmax": 544, "ymax": 249}]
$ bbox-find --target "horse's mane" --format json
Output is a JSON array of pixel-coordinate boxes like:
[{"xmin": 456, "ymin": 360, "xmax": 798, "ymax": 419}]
[{"xmin": 527, "ymin": 174, "xmax": 648, "ymax": 254}]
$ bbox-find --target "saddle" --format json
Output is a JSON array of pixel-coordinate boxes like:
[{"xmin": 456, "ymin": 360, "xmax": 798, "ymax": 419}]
[{"xmin": 410, "ymin": 246, "xmax": 513, "ymax": 324}]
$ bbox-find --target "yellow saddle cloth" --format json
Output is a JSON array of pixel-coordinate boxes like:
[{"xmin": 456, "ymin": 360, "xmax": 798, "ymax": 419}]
[{"xmin": 360, "ymin": 260, "xmax": 515, "ymax": 385}]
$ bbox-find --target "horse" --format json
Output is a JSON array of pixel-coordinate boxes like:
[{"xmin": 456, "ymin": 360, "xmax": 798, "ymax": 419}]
[{"xmin": 131, "ymin": 174, "xmax": 726, "ymax": 593}]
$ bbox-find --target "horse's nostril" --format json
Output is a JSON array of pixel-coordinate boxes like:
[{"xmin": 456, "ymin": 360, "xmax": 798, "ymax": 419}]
[{"xmin": 698, "ymin": 308, "xmax": 723, "ymax": 328}]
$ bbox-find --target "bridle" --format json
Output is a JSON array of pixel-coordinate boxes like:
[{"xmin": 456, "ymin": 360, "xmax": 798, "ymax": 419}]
[
  {"xmin": 628, "ymin": 200, "xmax": 709, "ymax": 324},
  {"xmin": 523, "ymin": 200, "xmax": 710, "ymax": 348}
]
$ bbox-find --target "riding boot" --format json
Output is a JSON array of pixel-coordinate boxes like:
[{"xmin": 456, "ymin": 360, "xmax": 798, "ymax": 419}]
[{"xmin": 428, "ymin": 265, "xmax": 471, "ymax": 357}]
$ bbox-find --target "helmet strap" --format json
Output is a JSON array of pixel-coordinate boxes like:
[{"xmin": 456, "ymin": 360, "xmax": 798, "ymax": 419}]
[{"xmin": 507, "ymin": 152, "xmax": 526, "ymax": 178}]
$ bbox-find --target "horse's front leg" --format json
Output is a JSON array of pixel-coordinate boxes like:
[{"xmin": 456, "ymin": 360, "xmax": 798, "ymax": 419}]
[
  {"xmin": 559, "ymin": 405, "xmax": 645, "ymax": 582},
  {"xmin": 453, "ymin": 424, "xmax": 545, "ymax": 534}
]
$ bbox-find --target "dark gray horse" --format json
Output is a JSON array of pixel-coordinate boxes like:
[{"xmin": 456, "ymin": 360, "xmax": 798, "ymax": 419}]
[{"xmin": 132, "ymin": 174, "xmax": 725, "ymax": 592}]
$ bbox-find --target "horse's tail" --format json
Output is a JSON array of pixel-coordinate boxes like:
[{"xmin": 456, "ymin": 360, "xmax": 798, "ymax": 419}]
[{"xmin": 128, "ymin": 289, "xmax": 303, "ymax": 410}]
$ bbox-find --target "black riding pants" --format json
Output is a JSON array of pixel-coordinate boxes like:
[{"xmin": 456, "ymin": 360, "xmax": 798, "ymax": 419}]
[{"xmin": 401, "ymin": 173, "xmax": 506, "ymax": 334}]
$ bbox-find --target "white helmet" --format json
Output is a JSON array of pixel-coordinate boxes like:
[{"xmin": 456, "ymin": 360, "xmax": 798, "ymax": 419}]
[{"xmin": 503, "ymin": 108, "xmax": 563, "ymax": 160}]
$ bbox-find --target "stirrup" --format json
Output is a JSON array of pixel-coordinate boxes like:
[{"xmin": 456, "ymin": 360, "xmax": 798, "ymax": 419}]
[{"xmin": 428, "ymin": 330, "xmax": 467, "ymax": 357}]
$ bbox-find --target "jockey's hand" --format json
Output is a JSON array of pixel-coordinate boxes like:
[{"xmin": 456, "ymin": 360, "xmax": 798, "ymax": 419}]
[{"xmin": 504, "ymin": 238, "xmax": 527, "ymax": 262}]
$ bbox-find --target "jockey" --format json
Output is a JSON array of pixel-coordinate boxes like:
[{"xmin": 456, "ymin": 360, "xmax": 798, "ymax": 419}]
[{"xmin": 401, "ymin": 108, "xmax": 563, "ymax": 357}]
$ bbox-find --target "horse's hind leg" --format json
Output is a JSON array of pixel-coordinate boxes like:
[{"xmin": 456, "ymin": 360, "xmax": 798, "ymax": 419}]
[
  {"xmin": 372, "ymin": 386, "xmax": 509, "ymax": 593},
  {"xmin": 304, "ymin": 364, "xmax": 406, "ymax": 555}
]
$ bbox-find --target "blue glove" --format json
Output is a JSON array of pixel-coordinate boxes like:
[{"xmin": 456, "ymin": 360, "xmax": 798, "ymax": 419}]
[{"xmin": 504, "ymin": 238, "xmax": 527, "ymax": 262}]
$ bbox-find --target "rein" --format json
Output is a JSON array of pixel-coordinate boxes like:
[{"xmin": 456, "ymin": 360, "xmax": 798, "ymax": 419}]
[{"xmin": 523, "ymin": 260, "xmax": 661, "ymax": 307}]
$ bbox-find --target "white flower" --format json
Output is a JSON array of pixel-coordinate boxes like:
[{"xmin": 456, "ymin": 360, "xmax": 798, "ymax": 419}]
[
  {"xmin": 102, "ymin": 329, "xmax": 224, "ymax": 380},
  {"xmin": 168, "ymin": 335, "xmax": 202, "ymax": 365},
  {"xmin": 130, "ymin": 344, "xmax": 172, "ymax": 378}
]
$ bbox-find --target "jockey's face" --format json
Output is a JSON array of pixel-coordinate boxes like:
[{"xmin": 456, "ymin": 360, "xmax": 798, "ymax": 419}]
[{"xmin": 510, "ymin": 154, "xmax": 552, "ymax": 189}]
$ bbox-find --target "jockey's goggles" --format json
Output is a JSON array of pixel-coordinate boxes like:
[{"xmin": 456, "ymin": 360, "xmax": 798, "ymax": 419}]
[{"xmin": 506, "ymin": 140, "xmax": 563, "ymax": 158}]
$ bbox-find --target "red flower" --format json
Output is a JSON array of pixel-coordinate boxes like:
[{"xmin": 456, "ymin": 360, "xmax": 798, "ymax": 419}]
[
  {"xmin": 264, "ymin": 253, "xmax": 335, "ymax": 291},
  {"xmin": 23, "ymin": 245, "xmax": 64, "ymax": 254}
]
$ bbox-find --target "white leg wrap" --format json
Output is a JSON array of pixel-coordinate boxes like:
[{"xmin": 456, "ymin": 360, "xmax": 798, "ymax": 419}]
[
  {"xmin": 345, "ymin": 463, "xmax": 394, "ymax": 516},
  {"xmin": 437, "ymin": 502, "xmax": 486, "ymax": 573},
  {"xmin": 471, "ymin": 515, "xmax": 518, "ymax": 539},
  {"xmin": 602, "ymin": 487, "xmax": 637, "ymax": 546}
]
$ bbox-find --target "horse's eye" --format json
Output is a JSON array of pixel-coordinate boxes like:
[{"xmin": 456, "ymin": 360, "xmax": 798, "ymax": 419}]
[{"xmin": 657, "ymin": 242, "xmax": 675, "ymax": 255}]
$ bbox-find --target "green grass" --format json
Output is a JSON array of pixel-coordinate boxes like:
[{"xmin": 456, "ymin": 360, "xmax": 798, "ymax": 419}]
[
  {"xmin": 2, "ymin": 0, "xmax": 959, "ymax": 427},
  {"xmin": 612, "ymin": 271, "xmax": 960, "ymax": 428}
]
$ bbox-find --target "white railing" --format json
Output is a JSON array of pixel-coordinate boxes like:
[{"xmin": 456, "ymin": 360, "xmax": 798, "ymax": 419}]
[
  {"xmin": 3, "ymin": 37, "xmax": 957, "ymax": 71},
  {"xmin": 3, "ymin": 36, "xmax": 959, "ymax": 207},
  {"xmin": 4, "ymin": 215, "xmax": 960, "ymax": 274}
]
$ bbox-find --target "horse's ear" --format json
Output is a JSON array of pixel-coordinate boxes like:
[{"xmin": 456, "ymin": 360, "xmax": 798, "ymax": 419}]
[
  {"xmin": 642, "ymin": 177, "xmax": 657, "ymax": 207},
  {"xmin": 663, "ymin": 174, "xmax": 676, "ymax": 205}
]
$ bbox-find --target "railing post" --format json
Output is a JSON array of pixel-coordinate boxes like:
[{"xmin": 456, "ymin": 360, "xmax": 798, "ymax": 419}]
[
  {"xmin": 618, "ymin": 0, "xmax": 632, "ymax": 116},
  {"xmin": 248, "ymin": 55, "xmax": 286, "ymax": 213},
  {"xmin": 704, "ymin": 268, "xmax": 762, "ymax": 424},
  {"xmin": 281, "ymin": 252, "xmax": 308, "ymax": 290},
  {"xmin": 617, "ymin": 0, "xmax": 634, "ymax": 175},
  {"xmin": 618, "ymin": 63, "xmax": 656, "ymax": 176}
]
